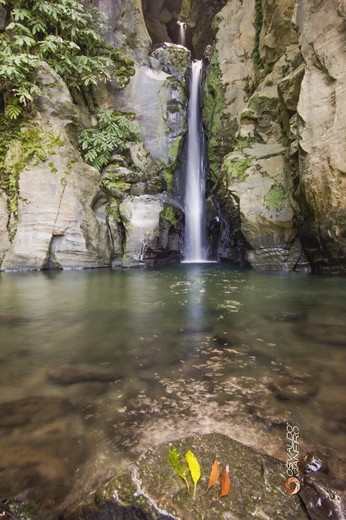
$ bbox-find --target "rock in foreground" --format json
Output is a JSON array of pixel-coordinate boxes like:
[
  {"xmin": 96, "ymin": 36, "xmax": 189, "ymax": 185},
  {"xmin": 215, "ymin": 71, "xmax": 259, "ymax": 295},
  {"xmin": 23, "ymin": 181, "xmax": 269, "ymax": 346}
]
[{"xmin": 61, "ymin": 433, "xmax": 308, "ymax": 519}]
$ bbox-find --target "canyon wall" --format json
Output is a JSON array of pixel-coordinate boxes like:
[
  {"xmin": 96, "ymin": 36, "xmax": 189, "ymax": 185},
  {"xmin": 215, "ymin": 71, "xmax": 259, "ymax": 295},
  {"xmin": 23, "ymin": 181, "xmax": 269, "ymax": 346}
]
[{"xmin": 201, "ymin": 0, "xmax": 346, "ymax": 273}]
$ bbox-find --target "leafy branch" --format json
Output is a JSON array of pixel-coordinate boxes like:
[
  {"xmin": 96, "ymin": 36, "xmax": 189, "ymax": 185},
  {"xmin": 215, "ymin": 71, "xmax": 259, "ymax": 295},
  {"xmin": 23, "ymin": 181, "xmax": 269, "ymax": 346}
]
[
  {"xmin": 0, "ymin": 0, "xmax": 135, "ymax": 117},
  {"xmin": 78, "ymin": 109, "xmax": 140, "ymax": 171}
]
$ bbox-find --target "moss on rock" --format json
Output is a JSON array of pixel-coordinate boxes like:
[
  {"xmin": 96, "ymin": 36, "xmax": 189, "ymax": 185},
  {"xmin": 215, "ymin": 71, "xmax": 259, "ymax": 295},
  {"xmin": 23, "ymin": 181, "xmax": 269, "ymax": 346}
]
[
  {"xmin": 222, "ymin": 156, "xmax": 252, "ymax": 183},
  {"xmin": 264, "ymin": 183, "xmax": 289, "ymax": 210},
  {"xmin": 1, "ymin": 122, "xmax": 63, "ymax": 236},
  {"xmin": 160, "ymin": 205, "xmax": 178, "ymax": 228},
  {"xmin": 202, "ymin": 51, "xmax": 237, "ymax": 181}
]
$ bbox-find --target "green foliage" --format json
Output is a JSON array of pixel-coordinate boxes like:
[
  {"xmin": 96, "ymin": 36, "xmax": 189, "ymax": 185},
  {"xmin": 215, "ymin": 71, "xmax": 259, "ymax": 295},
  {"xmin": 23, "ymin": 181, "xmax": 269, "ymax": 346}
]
[
  {"xmin": 169, "ymin": 447, "xmax": 201, "ymax": 496},
  {"xmin": 0, "ymin": 0, "xmax": 135, "ymax": 114},
  {"xmin": 222, "ymin": 156, "xmax": 252, "ymax": 183},
  {"xmin": 160, "ymin": 205, "xmax": 178, "ymax": 227},
  {"xmin": 252, "ymin": 0, "xmax": 263, "ymax": 70},
  {"xmin": 101, "ymin": 175, "xmax": 131, "ymax": 195},
  {"xmin": 78, "ymin": 109, "xmax": 140, "ymax": 171},
  {"xmin": 106, "ymin": 202, "xmax": 122, "ymax": 223},
  {"xmin": 169, "ymin": 447, "xmax": 190, "ymax": 492},
  {"xmin": 264, "ymin": 183, "xmax": 288, "ymax": 210},
  {"xmin": 180, "ymin": 0, "xmax": 190, "ymax": 19}
]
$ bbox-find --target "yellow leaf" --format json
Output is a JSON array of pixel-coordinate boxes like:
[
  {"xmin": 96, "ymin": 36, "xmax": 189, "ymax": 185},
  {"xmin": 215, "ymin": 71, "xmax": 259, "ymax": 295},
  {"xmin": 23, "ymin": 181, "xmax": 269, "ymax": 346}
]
[{"xmin": 185, "ymin": 450, "xmax": 201, "ymax": 496}]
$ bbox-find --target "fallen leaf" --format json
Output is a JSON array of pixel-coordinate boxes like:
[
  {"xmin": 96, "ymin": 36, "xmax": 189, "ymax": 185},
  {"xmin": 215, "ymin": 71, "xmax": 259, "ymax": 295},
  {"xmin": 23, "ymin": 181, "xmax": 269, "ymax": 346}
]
[
  {"xmin": 220, "ymin": 464, "xmax": 231, "ymax": 497},
  {"xmin": 186, "ymin": 450, "xmax": 201, "ymax": 496},
  {"xmin": 169, "ymin": 447, "xmax": 189, "ymax": 492},
  {"xmin": 207, "ymin": 460, "xmax": 220, "ymax": 491}
]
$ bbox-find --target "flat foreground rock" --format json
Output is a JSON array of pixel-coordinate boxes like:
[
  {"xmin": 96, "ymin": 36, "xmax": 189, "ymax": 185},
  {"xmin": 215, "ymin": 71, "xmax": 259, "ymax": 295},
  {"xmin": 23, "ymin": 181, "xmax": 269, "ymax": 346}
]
[{"xmin": 62, "ymin": 433, "xmax": 308, "ymax": 519}]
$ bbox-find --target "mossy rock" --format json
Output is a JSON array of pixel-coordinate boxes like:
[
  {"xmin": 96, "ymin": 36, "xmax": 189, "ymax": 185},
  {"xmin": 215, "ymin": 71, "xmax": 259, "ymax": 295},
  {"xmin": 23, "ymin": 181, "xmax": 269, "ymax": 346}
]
[
  {"xmin": 160, "ymin": 204, "xmax": 179, "ymax": 228},
  {"xmin": 203, "ymin": 51, "xmax": 237, "ymax": 180},
  {"xmin": 222, "ymin": 156, "xmax": 253, "ymax": 183},
  {"xmin": 62, "ymin": 434, "xmax": 308, "ymax": 520},
  {"xmin": 264, "ymin": 183, "xmax": 289, "ymax": 211}
]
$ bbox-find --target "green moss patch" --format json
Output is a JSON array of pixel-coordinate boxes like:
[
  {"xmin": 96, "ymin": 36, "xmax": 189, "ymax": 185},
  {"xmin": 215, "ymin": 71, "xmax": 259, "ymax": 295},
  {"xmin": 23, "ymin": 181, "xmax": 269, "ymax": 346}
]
[
  {"xmin": 160, "ymin": 205, "xmax": 178, "ymax": 227},
  {"xmin": 264, "ymin": 184, "xmax": 288, "ymax": 210},
  {"xmin": 1, "ymin": 122, "xmax": 63, "ymax": 220},
  {"xmin": 202, "ymin": 51, "xmax": 237, "ymax": 180},
  {"xmin": 222, "ymin": 157, "xmax": 252, "ymax": 183}
]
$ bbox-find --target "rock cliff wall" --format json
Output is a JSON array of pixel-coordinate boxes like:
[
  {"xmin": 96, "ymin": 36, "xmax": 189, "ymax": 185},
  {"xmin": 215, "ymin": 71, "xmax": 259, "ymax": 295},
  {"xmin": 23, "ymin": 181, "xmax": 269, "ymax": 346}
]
[{"xmin": 200, "ymin": 0, "xmax": 346, "ymax": 273}]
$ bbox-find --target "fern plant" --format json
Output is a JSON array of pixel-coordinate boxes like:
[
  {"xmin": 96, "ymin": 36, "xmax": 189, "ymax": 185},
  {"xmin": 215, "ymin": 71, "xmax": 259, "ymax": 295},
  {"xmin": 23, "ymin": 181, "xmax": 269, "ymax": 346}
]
[
  {"xmin": 78, "ymin": 109, "xmax": 140, "ymax": 171},
  {"xmin": 0, "ymin": 0, "xmax": 135, "ymax": 116}
]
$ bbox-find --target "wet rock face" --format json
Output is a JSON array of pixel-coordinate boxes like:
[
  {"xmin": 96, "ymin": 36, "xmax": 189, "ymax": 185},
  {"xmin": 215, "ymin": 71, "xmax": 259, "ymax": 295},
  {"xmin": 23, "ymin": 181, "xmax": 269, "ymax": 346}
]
[
  {"xmin": 203, "ymin": 0, "xmax": 307, "ymax": 270},
  {"xmin": 62, "ymin": 433, "xmax": 308, "ymax": 520},
  {"xmin": 201, "ymin": 0, "xmax": 346, "ymax": 273},
  {"xmin": 95, "ymin": 42, "xmax": 189, "ymax": 267},
  {"xmin": 294, "ymin": 0, "xmax": 346, "ymax": 274},
  {"xmin": 0, "ymin": 192, "xmax": 10, "ymax": 262},
  {"xmin": 142, "ymin": 0, "xmax": 183, "ymax": 44},
  {"xmin": 94, "ymin": 0, "xmax": 151, "ymax": 64},
  {"xmin": 299, "ymin": 471, "xmax": 346, "ymax": 520},
  {"xmin": 188, "ymin": 0, "xmax": 228, "ymax": 59}
]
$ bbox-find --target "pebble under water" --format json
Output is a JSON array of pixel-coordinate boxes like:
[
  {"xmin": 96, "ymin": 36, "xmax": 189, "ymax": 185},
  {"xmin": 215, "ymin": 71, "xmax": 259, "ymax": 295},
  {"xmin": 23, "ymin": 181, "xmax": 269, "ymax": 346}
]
[{"xmin": 0, "ymin": 265, "xmax": 345, "ymax": 518}]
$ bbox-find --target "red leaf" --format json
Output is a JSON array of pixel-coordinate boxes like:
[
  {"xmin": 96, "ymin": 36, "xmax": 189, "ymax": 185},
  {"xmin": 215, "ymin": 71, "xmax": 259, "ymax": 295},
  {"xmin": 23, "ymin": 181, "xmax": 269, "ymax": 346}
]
[
  {"xmin": 207, "ymin": 460, "xmax": 220, "ymax": 491},
  {"xmin": 220, "ymin": 464, "xmax": 231, "ymax": 497}
]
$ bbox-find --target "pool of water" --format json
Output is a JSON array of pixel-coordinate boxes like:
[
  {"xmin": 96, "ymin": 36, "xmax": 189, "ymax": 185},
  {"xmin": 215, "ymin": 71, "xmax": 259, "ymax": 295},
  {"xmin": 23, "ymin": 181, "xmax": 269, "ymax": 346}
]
[{"xmin": 0, "ymin": 265, "xmax": 345, "ymax": 517}]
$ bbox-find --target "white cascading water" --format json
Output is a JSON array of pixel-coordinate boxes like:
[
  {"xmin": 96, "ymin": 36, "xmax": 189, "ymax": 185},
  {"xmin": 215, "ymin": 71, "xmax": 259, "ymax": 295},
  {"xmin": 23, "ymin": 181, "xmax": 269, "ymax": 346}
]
[
  {"xmin": 177, "ymin": 21, "xmax": 187, "ymax": 47},
  {"xmin": 183, "ymin": 59, "xmax": 208, "ymax": 262}
]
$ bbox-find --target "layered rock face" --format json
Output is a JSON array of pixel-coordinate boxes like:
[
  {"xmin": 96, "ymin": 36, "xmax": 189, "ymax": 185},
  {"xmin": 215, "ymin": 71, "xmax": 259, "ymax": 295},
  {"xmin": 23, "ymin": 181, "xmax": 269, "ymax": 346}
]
[
  {"xmin": 142, "ymin": 0, "xmax": 183, "ymax": 44},
  {"xmin": 201, "ymin": 0, "xmax": 346, "ymax": 273},
  {"xmin": 1, "ymin": 63, "xmax": 113, "ymax": 271},
  {"xmin": 293, "ymin": 0, "xmax": 346, "ymax": 274}
]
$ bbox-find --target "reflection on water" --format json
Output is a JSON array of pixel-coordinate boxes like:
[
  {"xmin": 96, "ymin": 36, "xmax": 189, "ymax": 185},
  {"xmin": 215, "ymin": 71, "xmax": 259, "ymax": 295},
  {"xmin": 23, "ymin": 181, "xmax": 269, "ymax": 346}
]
[{"xmin": 0, "ymin": 266, "xmax": 345, "ymax": 517}]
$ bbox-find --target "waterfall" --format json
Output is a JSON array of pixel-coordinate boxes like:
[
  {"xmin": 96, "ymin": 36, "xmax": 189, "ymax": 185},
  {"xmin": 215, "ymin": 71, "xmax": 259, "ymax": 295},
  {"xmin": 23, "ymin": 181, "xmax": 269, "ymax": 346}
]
[
  {"xmin": 182, "ymin": 60, "xmax": 208, "ymax": 263},
  {"xmin": 177, "ymin": 21, "xmax": 187, "ymax": 47}
]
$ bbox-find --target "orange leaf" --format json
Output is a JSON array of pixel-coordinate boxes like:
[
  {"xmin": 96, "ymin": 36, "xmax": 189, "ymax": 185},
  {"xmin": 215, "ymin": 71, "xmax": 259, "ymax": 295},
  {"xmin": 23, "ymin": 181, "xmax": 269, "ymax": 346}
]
[
  {"xmin": 220, "ymin": 464, "xmax": 231, "ymax": 497},
  {"xmin": 207, "ymin": 460, "xmax": 220, "ymax": 491}
]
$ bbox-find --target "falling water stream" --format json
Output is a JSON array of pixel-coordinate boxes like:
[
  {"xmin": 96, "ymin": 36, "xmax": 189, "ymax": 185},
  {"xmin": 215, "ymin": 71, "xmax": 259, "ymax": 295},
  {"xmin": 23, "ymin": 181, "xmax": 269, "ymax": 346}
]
[
  {"xmin": 183, "ymin": 60, "xmax": 208, "ymax": 262},
  {"xmin": 177, "ymin": 21, "xmax": 187, "ymax": 47}
]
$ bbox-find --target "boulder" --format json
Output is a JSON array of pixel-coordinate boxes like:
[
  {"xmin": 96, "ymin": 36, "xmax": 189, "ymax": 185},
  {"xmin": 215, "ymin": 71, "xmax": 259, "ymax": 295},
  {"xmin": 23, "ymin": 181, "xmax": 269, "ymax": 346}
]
[
  {"xmin": 61, "ymin": 433, "xmax": 308, "ymax": 519},
  {"xmin": 299, "ymin": 471, "xmax": 346, "ymax": 520},
  {"xmin": 119, "ymin": 194, "xmax": 182, "ymax": 267},
  {"xmin": 1, "ymin": 158, "xmax": 112, "ymax": 271}
]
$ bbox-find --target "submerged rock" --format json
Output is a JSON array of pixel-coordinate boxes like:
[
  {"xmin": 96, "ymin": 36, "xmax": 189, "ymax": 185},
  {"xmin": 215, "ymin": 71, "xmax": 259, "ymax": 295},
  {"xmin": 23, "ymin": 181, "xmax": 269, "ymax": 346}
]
[
  {"xmin": 302, "ymin": 324, "xmax": 346, "ymax": 347},
  {"xmin": 299, "ymin": 471, "xmax": 346, "ymax": 520},
  {"xmin": 266, "ymin": 374, "xmax": 319, "ymax": 403},
  {"xmin": 61, "ymin": 433, "xmax": 308, "ymax": 519},
  {"xmin": 47, "ymin": 364, "xmax": 123, "ymax": 385}
]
